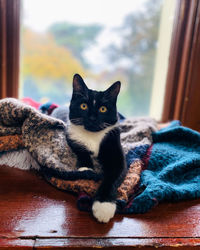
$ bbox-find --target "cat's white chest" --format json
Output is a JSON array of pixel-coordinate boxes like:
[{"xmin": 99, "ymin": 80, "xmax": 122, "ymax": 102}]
[{"xmin": 67, "ymin": 123, "xmax": 115, "ymax": 156}]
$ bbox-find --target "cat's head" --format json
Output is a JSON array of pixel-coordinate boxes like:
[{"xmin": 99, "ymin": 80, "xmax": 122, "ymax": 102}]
[{"xmin": 69, "ymin": 74, "xmax": 121, "ymax": 132}]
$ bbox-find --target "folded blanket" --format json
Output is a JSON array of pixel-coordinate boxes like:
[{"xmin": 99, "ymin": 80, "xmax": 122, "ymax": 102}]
[
  {"xmin": 0, "ymin": 134, "xmax": 24, "ymax": 152},
  {"xmin": 0, "ymin": 98, "xmax": 157, "ymax": 208}
]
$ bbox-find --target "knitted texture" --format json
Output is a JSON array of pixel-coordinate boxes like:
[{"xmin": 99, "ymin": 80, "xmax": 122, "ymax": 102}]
[
  {"xmin": 0, "ymin": 98, "xmax": 77, "ymax": 172},
  {"xmin": 1, "ymin": 98, "xmax": 199, "ymax": 214},
  {"xmin": 123, "ymin": 121, "xmax": 200, "ymax": 214},
  {"xmin": 0, "ymin": 134, "xmax": 24, "ymax": 152},
  {"xmin": 46, "ymin": 160, "xmax": 142, "ymax": 202},
  {"xmin": 0, "ymin": 98, "xmax": 157, "ymax": 209}
]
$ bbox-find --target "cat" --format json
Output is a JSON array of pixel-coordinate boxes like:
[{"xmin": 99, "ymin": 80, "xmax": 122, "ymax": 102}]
[{"xmin": 52, "ymin": 74, "xmax": 127, "ymax": 223}]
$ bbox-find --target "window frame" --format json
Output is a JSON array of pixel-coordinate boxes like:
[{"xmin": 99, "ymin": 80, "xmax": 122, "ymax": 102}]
[
  {"xmin": 162, "ymin": 0, "xmax": 200, "ymax": 131},
  {"xmin": 0, "ymin": 0, "xmax": 200, "ymax": 130},
  {"xmin": 0, "ymin": 0, "xmax": 20, "ymax": 98}
]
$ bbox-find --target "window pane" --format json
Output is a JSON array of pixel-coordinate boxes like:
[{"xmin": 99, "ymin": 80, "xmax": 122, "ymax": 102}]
[{"xmin": 20, "ymin": 0, "xmax": 176, "ymax": 118}]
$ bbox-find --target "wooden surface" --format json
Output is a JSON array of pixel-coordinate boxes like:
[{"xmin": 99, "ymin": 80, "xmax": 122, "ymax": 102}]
[
  {"xmin": 162, "ymin": 0, "xmax": 200, "ymax": 131},
  {"xmin": 0, "ymin": 166, "xmax": 200, "ymax": 249},
  {"xmin": 0, "ymin": 0, "xmax": 20, "ymax": 99}
]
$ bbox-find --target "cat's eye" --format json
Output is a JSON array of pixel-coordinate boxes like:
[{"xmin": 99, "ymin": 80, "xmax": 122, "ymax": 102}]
[
  {"xmin": 80, "ymin": 103, "xmax": 88, "ymax": 110},
  {"xmin": 99, "ymin": 106, "xmax": 107, "ymax": 113}
]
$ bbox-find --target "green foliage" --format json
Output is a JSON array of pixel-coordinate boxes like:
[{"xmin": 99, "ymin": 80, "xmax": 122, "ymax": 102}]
[
  {"xmin": 21, "ymin": 28, "xmax": 87, "ymax": 104},
  {"xmin": 22, "ymin": 29, "xmax": 86, "ymax": 82},
  {"xmin": 105, "ymin": 0, "xmax": 163, "ymax": 116},
  {"xmin": 48, "ymin": 22, "xmax": 103, "ymax": 67},
  {"xmin": 21, "ymin": 0, "xmax": 163, "ymax": 114}
]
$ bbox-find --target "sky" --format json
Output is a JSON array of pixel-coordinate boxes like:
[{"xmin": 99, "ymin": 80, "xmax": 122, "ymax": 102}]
[
  {"xmin": 22, "ymin": 0, "xmax": 146, "ymax": 71},
  {"xmin": 23, "ymin": 0, "xmax": 145, "ymax": 31}
]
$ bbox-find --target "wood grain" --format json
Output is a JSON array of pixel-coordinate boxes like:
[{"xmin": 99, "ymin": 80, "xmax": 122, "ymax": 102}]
[
  {"xmin": 162, "ymin": 0, "xmax": 200, "ymax": 131},
  {"xmin": 35, "ymin": 238, "xmax": 200, "ymax": 249},
  {"xmin": 180, "ymin": 1, "xmax": 200, "ymax": 131},
  {"xmin": 0, "ymin": 166, "xmax": 200, "ymax": 248},
  {"xmin": 0, "ymin": 0, "xmax": 7, "ymax": 97},
  {"xmin": 0, "ymin": 239, "xmax": 34, "ymax": 249},
  {"xmin": 0, "ymin": 0, "xmax": 20, "ymax": 99}
]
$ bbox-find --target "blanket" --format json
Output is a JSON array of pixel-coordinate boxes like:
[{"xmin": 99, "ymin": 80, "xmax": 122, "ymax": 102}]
[
  {"xmin": 126, "ymin": 121, "xmax": 200, "ymax": 213},
  {"xmin": 0, "ymin": 98, "xmax": 199, "ymax": 213},
  {"xmin": 0, "ymin": 98, "xmax": 157, "ymax": 210}
]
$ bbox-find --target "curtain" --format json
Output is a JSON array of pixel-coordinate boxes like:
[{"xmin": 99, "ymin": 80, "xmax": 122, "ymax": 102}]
[{"xmin": 0, "ymin": 0, "xmax": 20, "ymax": 99}]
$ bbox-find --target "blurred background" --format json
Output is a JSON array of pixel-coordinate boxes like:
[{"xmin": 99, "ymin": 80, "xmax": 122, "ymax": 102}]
[{"xmin": 20, "ymin": 0, "xmax": 176, "ymax": 119}]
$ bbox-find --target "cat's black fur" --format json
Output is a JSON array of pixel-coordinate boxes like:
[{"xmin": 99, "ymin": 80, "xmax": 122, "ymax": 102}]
[
  {"xmin": 69, "ymin": 75, "xmax": 119, "ymax": 132},
  {"xmin": 52, "ymin": 74, "xmax": 127, "ymax": 222}
]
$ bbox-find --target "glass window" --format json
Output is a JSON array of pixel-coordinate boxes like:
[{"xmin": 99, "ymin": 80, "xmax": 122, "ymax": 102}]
[{"xmin": 20, "ymin": 0, "xmax": 176, "ymax": 119}]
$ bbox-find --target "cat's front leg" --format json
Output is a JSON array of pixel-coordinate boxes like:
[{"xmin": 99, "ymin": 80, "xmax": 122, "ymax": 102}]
[
  {"xmin": 75, "ymin": 152, "xmax": 94, "ymax": 171},
  {"xmin": 92, "ymin": 128, "xmax": 126, "ymax": 223},
  {"xmin": 92, "ymin": 200, "xmax": 117, "ymax": 223},
  {"xmin": 67, "ymin": 137, "xmax": 94, "ymax": 171}
]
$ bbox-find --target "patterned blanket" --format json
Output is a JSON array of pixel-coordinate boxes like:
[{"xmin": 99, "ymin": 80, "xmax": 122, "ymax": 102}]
[
  {"xmin": 1, "ymin": 98, "xmax": 199, "ymax": 214},
  {"xmin": 128, "ymin": 121, "xmax": 200, "ymax": 214},
  {"xmin": 0, "ymin": 98, "xmax": 157, "ymax": 212}
]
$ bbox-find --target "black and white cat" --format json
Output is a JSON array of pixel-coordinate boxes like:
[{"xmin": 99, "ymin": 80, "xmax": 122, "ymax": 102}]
[{"xmin": 52, "ymin": 74, "xmax": 126, "ymax": 223}]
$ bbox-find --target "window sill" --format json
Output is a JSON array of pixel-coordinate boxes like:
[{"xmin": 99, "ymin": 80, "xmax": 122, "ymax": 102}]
[{"xmin": 0, "ymin": 166, "xmax": 200, "ymax": 249}]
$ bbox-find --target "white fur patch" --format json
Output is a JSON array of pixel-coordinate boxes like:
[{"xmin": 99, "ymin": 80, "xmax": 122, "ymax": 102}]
[
  {"xmin": 0, "ymin": 149, "xmax": 40, "ymax": 170},
  {"xmin": 92, "ymin": 201, "xmax": 116, "ymax": 223},
  {"xmin": 67, "ymin": 122, "xmax": 116, "ymax": 157},
  {"xmin": 78, "ymin": 167, "xmax": 93, "ymax": 171}
]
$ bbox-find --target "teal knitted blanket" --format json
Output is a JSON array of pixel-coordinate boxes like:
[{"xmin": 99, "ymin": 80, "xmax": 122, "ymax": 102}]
[{"xmin": 122, "ymin": 121, "xmax": 200, "ymax": 213}]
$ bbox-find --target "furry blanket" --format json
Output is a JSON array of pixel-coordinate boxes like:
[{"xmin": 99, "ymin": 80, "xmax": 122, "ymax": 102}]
[
  {"xmin": 1, "ymin": 98, "xmax": 199, "ymax": 214},
  {"xmin": 0, "ymin": 98, "xmax": 157, "ymax": 210}
]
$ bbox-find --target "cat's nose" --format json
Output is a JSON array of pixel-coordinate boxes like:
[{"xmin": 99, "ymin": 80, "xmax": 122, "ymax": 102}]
[{"xmin": 89, "ymin": 116, "xmax": 96, "ymax": 121}]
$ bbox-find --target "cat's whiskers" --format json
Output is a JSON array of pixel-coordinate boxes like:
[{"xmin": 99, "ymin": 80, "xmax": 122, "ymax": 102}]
[
  {"xmin": 99, "ymin": 124, "xmax": 106, "ymax": 130},
  {"xmin": 70, "ymin": 118, "xmax": 83, "ymax": 125},
  {"xmin": 101, "ymin": 122, "xmax": 112, "ymax": 129}
]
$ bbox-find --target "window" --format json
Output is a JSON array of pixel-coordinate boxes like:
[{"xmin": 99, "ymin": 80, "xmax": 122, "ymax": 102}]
[
  {"xmin": 20, "ymin": 0, "xmax": 176, "ymax": 119},
  {"xmin": 1, "ymin": 0, "xmax": 200, "ymax": 130}
]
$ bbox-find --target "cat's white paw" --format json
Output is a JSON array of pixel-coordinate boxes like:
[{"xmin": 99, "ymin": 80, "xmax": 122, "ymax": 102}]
[
  {"xmin": 92, "ymin": 201, "xmax": 116, "ymax": 223},
  {"xmin": 78, "ymin": 167, "xmax": 94, "ymax": 172}
]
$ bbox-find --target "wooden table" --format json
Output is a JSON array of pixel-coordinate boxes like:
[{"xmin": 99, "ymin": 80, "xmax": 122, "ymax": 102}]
[{"xmin": 0, "ymin": 166, "xmax": 200, "ymax": 249}]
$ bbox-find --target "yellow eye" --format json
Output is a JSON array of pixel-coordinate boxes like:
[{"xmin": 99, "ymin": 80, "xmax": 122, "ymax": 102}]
[
  {"xmin": 99, "ymin": 106, "xmax": 107, "ymax": 113},
  {"xmin": 80, "ymin": 103, "xmax": 88, "ymax": 110}
]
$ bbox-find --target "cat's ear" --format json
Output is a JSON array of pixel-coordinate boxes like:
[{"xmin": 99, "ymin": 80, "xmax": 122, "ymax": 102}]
[
  {"xmin": 72, "ymin": 74, "xmax": 88, "ymax": 95},
  {"xmin": 104, "ymin": 81, "xmax": 121, "ymax": 100}
]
